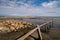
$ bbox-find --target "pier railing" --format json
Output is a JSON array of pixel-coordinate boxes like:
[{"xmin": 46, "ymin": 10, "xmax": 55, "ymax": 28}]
[{"xmin": 16, "ymin": 20, "xmax": 53, "ymax": 40}]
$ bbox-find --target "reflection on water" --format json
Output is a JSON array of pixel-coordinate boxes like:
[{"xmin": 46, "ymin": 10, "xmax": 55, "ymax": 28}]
[
  {"xmin": 0, "ymin": 18, "xmax": 60, "ymax": 40},
  {"xmin": 46, "ymin": 18, "xmax": 60, "ymax": 40},
  {"xmin": 0, "ymin": 18, "xmax": 47, "ymax": 25}
]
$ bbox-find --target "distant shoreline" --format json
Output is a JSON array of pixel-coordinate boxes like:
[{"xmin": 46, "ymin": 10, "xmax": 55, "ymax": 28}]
[{"xmin": 0, "ymin": 16, "xmax": 60, "ymax": 18}]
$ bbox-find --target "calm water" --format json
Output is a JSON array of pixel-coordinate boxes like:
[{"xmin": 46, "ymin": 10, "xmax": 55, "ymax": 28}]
[
  {"xmin": 48, "ymin": 18, "xmax": 60, "ymax": 40},
  {"xmin": 0, "ymin": 18, "xmax": 48, "ymax": 24},
  {"xmin": 0, "ymin": 18, "xmax": 60, "ymax": 40}
]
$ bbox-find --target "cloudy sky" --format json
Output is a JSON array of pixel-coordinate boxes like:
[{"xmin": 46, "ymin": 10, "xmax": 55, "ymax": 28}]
[{"xmin": 0, "ymin": 0, "xmax": 60, "ymax": 16}]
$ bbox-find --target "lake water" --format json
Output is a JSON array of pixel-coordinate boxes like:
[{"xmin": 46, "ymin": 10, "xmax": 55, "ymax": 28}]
[
  {"xmin": 23, "ymin": 18, "xmax": 60, "ymax": 40},
  {"xmin": 0, "ymin": 18, "xmax": 60, "ymax": 40}
]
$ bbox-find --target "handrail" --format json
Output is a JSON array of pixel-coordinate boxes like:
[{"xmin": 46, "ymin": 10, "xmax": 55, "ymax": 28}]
[
  {"xmin": 17, "ymin": 20, "xmax": 53, "ymax": 40},
  {"xmin": 17, "ymin": 27, "xmax": 38, "ymax": 40}
]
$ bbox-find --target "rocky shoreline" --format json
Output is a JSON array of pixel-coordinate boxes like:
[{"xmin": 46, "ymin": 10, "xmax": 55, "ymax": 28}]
[{"xmin": 0, "ymin": 20, "xmax": 36, "ymax": 33}]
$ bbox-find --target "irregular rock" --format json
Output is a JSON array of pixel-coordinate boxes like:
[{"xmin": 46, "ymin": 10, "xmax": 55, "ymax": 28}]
[{"xmin": 0, "ymin": 20, "xmax": 36, "ymax": 33}]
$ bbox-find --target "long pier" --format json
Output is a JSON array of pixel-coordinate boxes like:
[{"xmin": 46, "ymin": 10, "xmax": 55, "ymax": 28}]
[{"xmin": 16, "ymin": 20, "xmax": 53, "ymax": 40}]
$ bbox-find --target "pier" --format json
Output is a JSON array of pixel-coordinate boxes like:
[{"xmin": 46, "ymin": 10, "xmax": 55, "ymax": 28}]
[{"xmin": 16, "ymin": 20, "xmax": 53, "ymax": 40}]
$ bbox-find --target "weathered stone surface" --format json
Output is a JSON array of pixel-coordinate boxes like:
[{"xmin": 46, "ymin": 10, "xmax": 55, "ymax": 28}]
[{"xmin": 0, "ymin": 20, "xmax": 36, "ymax": 33}]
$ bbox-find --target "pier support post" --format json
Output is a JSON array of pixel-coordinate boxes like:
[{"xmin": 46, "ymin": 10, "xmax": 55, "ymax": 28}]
[
  {"xmin": 51, "ymin": 18, "xmax": 53, "ymax": 27},
  {"xmin": 45, "ymin": 24, "xmax": 48, "ymax": 32},
  {"xmin": 45, "ymin": 24, "xmax": 49, "ymax": 32},
  {"xmin": 37, "ymin": 25, "xmax": 42, "ymax": 40}
]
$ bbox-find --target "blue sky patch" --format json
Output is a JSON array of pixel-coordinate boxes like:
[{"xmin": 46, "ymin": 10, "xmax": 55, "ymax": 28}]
[{"xmin": 0, "ymin": 0, "xmax": 60, "ymax": 16}]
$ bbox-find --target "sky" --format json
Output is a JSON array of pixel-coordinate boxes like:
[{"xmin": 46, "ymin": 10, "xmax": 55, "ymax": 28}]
[{"xmin": 0, "ymin": 0, "xmax": 60, "ymax": 16}]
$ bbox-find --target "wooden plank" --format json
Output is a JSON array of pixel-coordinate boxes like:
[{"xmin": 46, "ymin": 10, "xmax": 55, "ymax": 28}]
[
  {"xmin": 17, "ymin": 27, "xmax": 38, "ymax": 40},
  {"xmin": 17, "ymin": 21, "xmax": 52, "ymax": 40},
  {"xmin": 37, "ymin": 25, "xmax": 42, "ymax": 40},
  {"xmin": 39, "ymin": 22, "xmax": 49, "ymax": 27}
]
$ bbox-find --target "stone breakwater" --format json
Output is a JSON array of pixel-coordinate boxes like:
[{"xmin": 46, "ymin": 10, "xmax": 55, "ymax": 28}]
[{"xmin": 0, "ymin": 20, "xmax": 36, "ymax": 33}]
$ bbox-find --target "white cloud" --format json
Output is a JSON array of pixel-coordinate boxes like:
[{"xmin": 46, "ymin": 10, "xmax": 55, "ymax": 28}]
[
  {"xmin": 1, "ymin": 0, "xmax": 7, "ymax": 2},
  {"xmin": 8, "ymin": 1, "xmax": 15, "ymax": 7},
  {"xmin": 0, "ymin": 5, "xmax": 60, "ymax": 16},
  {"xmin": 42, "ymin": 1, "xmax": 58, "ymax": 8},
  {"xmin": 0, "ymin": 0, "xmax": 60, "ymax": 16}
]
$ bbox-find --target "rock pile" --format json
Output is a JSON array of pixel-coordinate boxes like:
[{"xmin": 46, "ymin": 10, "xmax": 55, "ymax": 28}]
[{"xmin": 0, "ymin": 20, "xmax": 36, "ymax": 33}]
